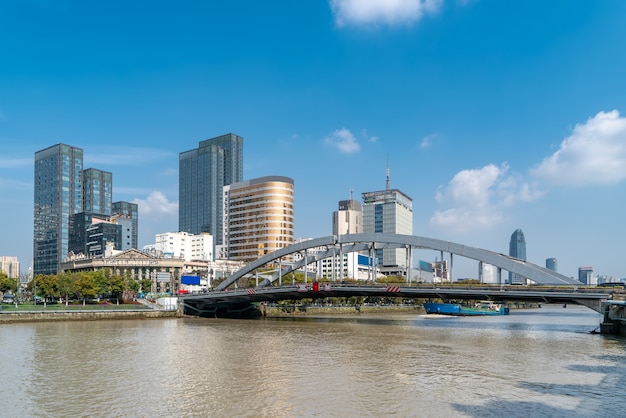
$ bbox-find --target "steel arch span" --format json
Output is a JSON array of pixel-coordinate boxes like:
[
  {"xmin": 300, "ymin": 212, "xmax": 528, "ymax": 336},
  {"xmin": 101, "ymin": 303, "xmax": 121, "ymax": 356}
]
[{"xmin": 216, "ymin": 233, "xmax": 581, "ymax": 290}]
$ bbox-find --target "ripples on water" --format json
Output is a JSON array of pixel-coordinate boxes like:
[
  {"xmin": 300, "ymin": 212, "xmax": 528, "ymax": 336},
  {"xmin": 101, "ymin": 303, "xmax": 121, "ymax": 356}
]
[{"xmin": 0, "ymin": 305, "xmax": 624, "ymax": 417}]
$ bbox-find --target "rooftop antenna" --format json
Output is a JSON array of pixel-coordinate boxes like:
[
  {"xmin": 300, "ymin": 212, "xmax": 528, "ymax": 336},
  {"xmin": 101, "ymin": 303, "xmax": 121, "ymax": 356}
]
[
  {"xmin": 385, "ymin": 156, "xmax": 391, "ymax": 190},
  {"xmin": 349, "ymin": 188, "xmax": 354, "ymax": 201}
]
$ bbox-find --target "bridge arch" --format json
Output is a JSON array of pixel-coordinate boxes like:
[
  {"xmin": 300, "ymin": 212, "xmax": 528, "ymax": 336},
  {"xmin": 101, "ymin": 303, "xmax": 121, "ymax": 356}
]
[{"xmin": 216, "ymin": 233, "xmax": 580, "ymax": 290}]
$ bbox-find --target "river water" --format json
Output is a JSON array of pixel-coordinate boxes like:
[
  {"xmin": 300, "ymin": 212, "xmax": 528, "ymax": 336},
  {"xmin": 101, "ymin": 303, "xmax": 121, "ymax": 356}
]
[{"xmin": 0, "ymin": 305, "xmax": 624, "ymax": 417}]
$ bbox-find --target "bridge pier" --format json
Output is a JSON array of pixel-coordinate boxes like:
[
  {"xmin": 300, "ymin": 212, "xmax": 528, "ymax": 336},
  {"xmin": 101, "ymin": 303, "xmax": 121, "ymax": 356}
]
[{"xmin": 600, "ymin": 301, "xmax": 626, "ymax": 335}]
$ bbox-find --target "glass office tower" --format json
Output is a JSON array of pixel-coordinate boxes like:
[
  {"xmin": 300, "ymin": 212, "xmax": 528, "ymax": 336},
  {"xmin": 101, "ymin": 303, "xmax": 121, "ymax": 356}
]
[
  {"xmin": 508, "ymin": 229, "xmax": 527, "ymax": 284},
  {"xmin": 362, "ymin": 188, "xmax": 413, "ymax": 269},
  {"xmin": 34, "ymin": 144, "xmax": 83, "ymax": 275},
  {"xmin": 82, "ymin": 168, "xmax": 112, "ymax": 215},
  {"xmin": 112, "ymin": 201, "xmax": 139, "ymax": 250},
  {"xmin": 179, "ymin": 133, "xmax": 243, "ymax": 246}
]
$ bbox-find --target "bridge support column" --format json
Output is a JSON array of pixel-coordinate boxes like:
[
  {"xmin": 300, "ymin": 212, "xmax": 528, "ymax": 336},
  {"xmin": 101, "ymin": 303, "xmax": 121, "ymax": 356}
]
[
  {"xmin": 450, "ymin": 253, "xmax": 454, "ymax": 283},
  {"xmin": 279, "ymin": 258, "xmax": 282, "ymax": 286}
]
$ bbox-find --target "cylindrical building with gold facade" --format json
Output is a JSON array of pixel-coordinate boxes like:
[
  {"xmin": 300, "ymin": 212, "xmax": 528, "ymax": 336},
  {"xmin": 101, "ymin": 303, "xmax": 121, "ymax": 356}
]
[{"xmin": 224, "ymin": 176, "xmax": 294, "ymax": 262}]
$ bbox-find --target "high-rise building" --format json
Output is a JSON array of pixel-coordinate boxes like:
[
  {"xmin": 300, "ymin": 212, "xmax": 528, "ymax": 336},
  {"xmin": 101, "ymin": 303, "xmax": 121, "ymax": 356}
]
[
  {"xmin": 223, "ymin": 176, "xmax": 294, "ymax": 262},
  {"xmin": 332, "ymin": 194, "xmax": 362, "ymax": 235},
  {"xmin": 546, "ymin": 258, "xmax": 558, "ymax": 272},
  {"xmin": 179, "ymin": 133, "xmax": 243, "ymax": 246},
  {"xmin": 361, "ymin": 168, "xmax": 413, "ymax": 271},
  {"xmin": 82, "ymin": 168, "xmax": 112, "ymax": 215},
  {"xmin": 112, "ymin": 201, "xmax": 139, "ymax": 250},
  {"xmin": 578, "ymin": 266, "xmax": 593, "ymax": 285},
  {"xmin": 0, "ymin": 256, "xmax": 20, "ymax": 279},
  {"xmin": 508, "ymin": 229, "xmax": 527, "ymax": 284},
  {"xmin": 34, "ymin": 144, "xmax": 84, "ymax": 275}
]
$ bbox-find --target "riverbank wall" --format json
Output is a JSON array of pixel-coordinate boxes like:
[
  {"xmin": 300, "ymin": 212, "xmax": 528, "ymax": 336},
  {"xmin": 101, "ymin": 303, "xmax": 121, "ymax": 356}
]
[{"xmin": 0, "ymin": 310, "xmax": 179, "ymax": 323}]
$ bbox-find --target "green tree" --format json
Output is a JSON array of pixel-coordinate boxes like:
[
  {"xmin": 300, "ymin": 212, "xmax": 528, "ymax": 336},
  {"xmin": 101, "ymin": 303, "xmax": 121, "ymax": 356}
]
[
  {"xmin": 0, "ymin": 272, "xmax": 17, "ymax": 293},
  {"xmin": 57, "ymin": 273, "xmax": 76, "ymax": 306},
  {"xmin": 139, "ymin": 279, "xmax": 152, "ymax": 295},
  {"xmin": 109, "ymin": 275, "xmax": 125, "ymax": 303},
  {"xmin": 74, "ymin": 272, "xmax": 98, "ymax": 305}
]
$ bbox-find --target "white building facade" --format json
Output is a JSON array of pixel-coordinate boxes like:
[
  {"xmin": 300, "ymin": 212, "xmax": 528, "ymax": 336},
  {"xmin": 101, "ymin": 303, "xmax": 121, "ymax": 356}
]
[
  {"xmin": 0, "ymin": 256, "xmax": 20, "ymax": 279},
  {"xmin": 154, "ymin": 232, "xmax": 214, "ymax": 262}
]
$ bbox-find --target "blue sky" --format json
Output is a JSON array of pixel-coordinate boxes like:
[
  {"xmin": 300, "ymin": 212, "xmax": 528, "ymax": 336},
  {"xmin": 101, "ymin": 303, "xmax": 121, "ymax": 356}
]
[{"xmin": 2, "ymin": 0, "xmax": 626, "ymax": 280}]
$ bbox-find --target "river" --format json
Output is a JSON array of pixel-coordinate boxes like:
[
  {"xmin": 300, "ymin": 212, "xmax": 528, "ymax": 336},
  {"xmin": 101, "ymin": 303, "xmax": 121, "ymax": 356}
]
[{"xmin": 0, "ymin": 304, "xmax": 624, "ymax": 417}]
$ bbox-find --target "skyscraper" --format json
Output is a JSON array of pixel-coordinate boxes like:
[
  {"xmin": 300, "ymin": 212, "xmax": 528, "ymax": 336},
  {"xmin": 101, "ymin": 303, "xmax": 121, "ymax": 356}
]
[
  {"xmin": 112, "ymin": 201, "xmax": 139, "ymax": 250},
  {"xmin": 34, "ymin": 144, "xmax": 84, "ymax": 275},
  {"xmin": 82, "ymin": 168, "xmax": 112, "ymax": 215},
  {"xmin": 362, "ymin": 167, "xmax": 413, "ymax": 271},
  {"xmin": 179, "ymin": 133, "xmax": 243, "ymax": 246},
  {"xmin": 508, "ymin": 229, "xmax": 527, "ymax": 284},
  {"xmin": 546, "ymin": 258, "xmax": 558, "ymax": 272},
  {"xmin": 223, "ymin": 176, "xmax": 294, "ymax": 262}
]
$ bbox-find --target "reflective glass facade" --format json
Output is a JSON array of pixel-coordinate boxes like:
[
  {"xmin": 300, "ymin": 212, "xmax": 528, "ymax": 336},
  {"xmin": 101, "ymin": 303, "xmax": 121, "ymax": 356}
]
[
  {"xmin": 112, "ymin": 201, "xmax": 139, "ymax": 250},
  {"xmin": 34, "ymin": 144, "xmax": 83, "ymax": 275},
  {"xmin": 224, "ymin": 176, "xmax": 294, "ymax": 262},
  {"xmin": 179, "ymin": 133, "xmax": 243, "ymax": 245},
  {"xmin": 82, "ymin": 168, "xmax": 112, "ymax": 215},
  {"xmin": 362, "ymin": 189, "xmax": 413, "ymax": 268},
  {"xmin": 508, "ymin": 229, "xmax": 527, "ymax": 284}
]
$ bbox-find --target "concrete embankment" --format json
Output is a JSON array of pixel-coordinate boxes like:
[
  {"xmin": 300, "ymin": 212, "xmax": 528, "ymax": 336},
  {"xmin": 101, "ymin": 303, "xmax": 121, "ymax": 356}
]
[
  {"xmin": 0, "ymin": 310, "xmax": 180, "ymax": 323},
  {"xmin": 262, "ymin": 304, "xmax": 422, "ymax": 317}
]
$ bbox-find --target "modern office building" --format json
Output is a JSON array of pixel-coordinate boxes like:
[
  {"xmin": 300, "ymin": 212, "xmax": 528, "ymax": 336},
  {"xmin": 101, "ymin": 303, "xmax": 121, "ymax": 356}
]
[
  {"xmin": 508, "ymin": 229, "xmax": 527, "ymax": 284},
  {"xmin": 0, "ymin": 256, "xmax": 20, "ymax": 279},
  {"xmin": 154, "ymin": 232, "xmax": 214, "ymax": 261},
  {"xmin": 82, "ymin": 168, "xmax": 112, "ymax": 215},
  {"xmin": 578, "ymin": 266, "xmax": 593, "ymax": 285},
  {"xmin": 34, "ymin": 144, "xmax": 84, "ymax": 275},
  {"xmin": 223, "ymin": 176, "xmax": 294, "ymax": 262},
  {"xmin": 362, "ymin": 169, "xmax": 413, "ymax": 272},
  {"xmin": 112, "ymin": 201, "xmax": 139, "ymax": 250},
  {"xmin": 332, "ymin": 195, "xmax": 362, "ymax": 235},
  {"xmin": 179, "ymin": 133, "xmax": 243, "ymax": 246},
  {"xmin": 546, "ymin": 258, "xmax": 558, "ymax": 272}
]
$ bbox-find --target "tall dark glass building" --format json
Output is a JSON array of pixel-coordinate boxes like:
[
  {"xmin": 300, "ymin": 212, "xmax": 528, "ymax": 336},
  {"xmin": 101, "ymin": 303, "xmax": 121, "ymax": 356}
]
[
  {"xmin": 82, "ymin": 168, "xmax": 112, "ymax": 215},
  {"xmin": 508, "ymin": 228, "xmax": 527, "ymax": 284},
  {"xmin": 179, "ymin": 133, "xmax": 243, "ymax": 245},
  {"xmin": 112, "ymin": 201, "xmax": 139, "ymax": 250},
  {"xmin": 34, "ymin": 144, "xmax": 84, "ymax": 275}
]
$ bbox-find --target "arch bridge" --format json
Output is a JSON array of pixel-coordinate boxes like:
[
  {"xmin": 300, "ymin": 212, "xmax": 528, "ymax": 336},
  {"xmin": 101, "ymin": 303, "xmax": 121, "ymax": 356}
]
[
  {"xmin": 181, "ymin": 234, "xmax": 616, "ymax": 318},
  {"xmin": 217, "ymin": 233, "xmax": 581, "ymax": 290}
]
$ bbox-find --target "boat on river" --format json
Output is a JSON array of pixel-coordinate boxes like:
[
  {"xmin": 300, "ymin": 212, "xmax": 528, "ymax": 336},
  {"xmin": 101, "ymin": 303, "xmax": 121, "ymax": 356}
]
[{"xmin": 423, "ymin": 301, "xmax": 509, "ymax": 316}]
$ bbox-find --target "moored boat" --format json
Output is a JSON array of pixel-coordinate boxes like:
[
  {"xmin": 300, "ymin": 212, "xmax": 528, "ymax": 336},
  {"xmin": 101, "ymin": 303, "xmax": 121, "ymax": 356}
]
[{"xmin": 423, "ymin": 301, "xmax": 509, "ymax": 316}]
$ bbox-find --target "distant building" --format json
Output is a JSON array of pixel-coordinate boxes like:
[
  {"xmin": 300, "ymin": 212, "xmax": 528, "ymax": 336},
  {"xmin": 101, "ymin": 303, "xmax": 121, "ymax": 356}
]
[
  {"xmin": 362, "ymin": 167, "xmax": 413, "ymax": 273},
  {"xmin": 478, "ymin": 262, "xmax": 498, "ymax": 284},
  {"xmin": 179, "ymin": 133, "xmax": 244, "ymax": 246},
  {"xmin": 332, "ymin": 195, "xmax": 362, "ymax": 235},
  {"xmin": 546, "ymin": 258, "xmax": 558, "ymax": 272},
  {"xmin": 0, "ymin": 256, "xmax": 20, "ymax": 279},
  {"xmin": 578, "ymin": 266, "xmax": 593, "ymax": 285},
  {"xmin": 34, "ymin": 144, "xmax": 84, "ymax": 275},
  {"xmin": 112, "ymin": 201, "xmax": 139, "ymax": 250},
  {"xmin": 223, "ymin": 176, "xmax": 294, "ymax": 262},
  {"xmin": 508, "ymin": 229, "xmax": 527, "ymax": 284},
  {"xmin": 154, "ymin": 232, "xmax": 214, "ymax": 261}
]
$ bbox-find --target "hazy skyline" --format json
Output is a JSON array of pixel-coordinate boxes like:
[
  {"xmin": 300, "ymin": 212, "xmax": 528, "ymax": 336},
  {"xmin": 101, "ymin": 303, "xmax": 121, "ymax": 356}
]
[{"xmin": 2, "ymin": 1, "xmax": 626, "ymax": 279}]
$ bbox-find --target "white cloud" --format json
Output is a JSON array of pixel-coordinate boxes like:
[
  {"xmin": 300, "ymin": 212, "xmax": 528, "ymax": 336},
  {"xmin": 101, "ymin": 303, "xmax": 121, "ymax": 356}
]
[
  {"xmin": 325, "ymin": 128, "xmax": 361, "ymax": 153},
  {"xmin": 133, "ymin": 191, "xmax": 178, "ymax": 217},
  {"xmin": 430, "ymin": 164, "xmax": 541, "ymax": 233},
  {"xmin": 330, "ymin": 0, "xmax": 443, "ymax": 27},
  {"xmin": 531, "ymin": 110, "xmax": 626, "ymax": 186},
  {"xmin": 420, "ymin": 133, "xmax": 438, "ymax": 149}
]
